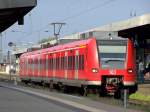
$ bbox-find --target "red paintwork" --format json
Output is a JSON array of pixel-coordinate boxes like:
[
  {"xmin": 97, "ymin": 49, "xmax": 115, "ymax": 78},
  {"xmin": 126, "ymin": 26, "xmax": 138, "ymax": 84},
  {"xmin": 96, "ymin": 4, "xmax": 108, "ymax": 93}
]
[{"xmin": 19, "ymin": 37, "xmax": 136, "ymax": 87}]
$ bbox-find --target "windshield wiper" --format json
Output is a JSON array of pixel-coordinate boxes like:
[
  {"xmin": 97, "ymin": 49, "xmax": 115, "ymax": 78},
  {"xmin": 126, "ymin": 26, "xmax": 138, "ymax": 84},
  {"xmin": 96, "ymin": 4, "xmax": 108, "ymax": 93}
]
[{"xmin": 102, "ymin": 58, "xmax": 125, "ymax": 63}]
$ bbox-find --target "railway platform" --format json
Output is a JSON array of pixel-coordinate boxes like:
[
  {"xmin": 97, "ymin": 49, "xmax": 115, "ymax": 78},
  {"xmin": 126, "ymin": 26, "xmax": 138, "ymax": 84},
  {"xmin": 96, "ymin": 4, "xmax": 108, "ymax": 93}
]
[{"xmin": 0, "ymin": 81, "xmax": 144, "ymax": 112}]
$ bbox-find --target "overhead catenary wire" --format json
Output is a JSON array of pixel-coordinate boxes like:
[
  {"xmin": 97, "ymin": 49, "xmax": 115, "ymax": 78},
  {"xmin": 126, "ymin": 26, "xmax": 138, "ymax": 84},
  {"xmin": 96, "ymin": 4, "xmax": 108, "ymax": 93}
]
[
  {"xmin": 34, "ymin": 0, "xmax": 118, "ymax": 32},
  {"xmin": 15, "ymin": 0, "xmax": 118, "ymax": 40},
  {"xmin": 60, "ymin": 0, "xmax": 118, "ymax": 22}
]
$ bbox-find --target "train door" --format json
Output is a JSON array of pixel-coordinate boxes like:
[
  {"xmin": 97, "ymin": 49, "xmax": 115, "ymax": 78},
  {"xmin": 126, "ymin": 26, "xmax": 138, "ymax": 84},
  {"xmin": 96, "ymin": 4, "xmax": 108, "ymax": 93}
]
[
  {"xmin": 46, "ymin": 54, "xmax": 48, "ymax": 78},
  {"xmin": 48, "ymin": 53, "xmax": 53, "ymax": 78},
  {"xmin": 32, "ymin": 57, "xmax": 34, "ymax": 78},
  {"xmin": 42, "ymin": 54, "xmax": 46, "ymax": 79},
  {"xmin": 38, "ymin": 56, "xmax": 40, "ymax": 77},
  {"xmin": 55, "ymin": 52, "xmax": 60, "ymax": 78},
  {"xmin": 65, "ymin": 52, "xmax": 68, "ymax": 79},
  {"xmin": 29, "ymin": 57, "xmax": 31, "ymax": 78},
  {"xmin": 75, "ymin": 50, "xmax": 79, "ymax": 80},
  {"xmin": 53, "ymin": 53, "xmax": 56, "ymax": 77},
  {"xmin": 59, "ymin": 52, "xmax": 64, "ymax": 78},
  {"xmin": 21, "ymin": 59, "xmax": 24, "ymax": 77},
  {"xmin": 34, "ymin": 57, "xmax": 38, "ymax": 77},
  {"xmin": 26, "ymin": 57, "xmax": 28, "ymax": 78},
  {"xmin": 71, "ymin": 51, "xmax": 75, "ymax": 79}
]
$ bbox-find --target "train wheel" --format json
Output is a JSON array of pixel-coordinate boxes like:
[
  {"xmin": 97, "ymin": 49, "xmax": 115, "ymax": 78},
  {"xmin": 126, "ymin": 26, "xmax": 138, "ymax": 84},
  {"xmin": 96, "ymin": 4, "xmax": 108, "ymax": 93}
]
[
  {"xmin": 114, "ymin": 89, "xmax": 122, "ymax": 99},
  {"xmin": 49, "ymin": 81, "xmax": 53, "ymax": 91},
  {"xmin": 83, "ymin": 86, "xmax": 88, "ymax": 96},
  {"xmin": 99, "ymin": 85, "xmax": 107, "ymax": 97},
  {"xmin": 79, "ymin": 86, "xmax": 88, "ymax": 96},
  {"xmin": 63, "ymin": 85, "xmax": 69, "ymax": 93}
]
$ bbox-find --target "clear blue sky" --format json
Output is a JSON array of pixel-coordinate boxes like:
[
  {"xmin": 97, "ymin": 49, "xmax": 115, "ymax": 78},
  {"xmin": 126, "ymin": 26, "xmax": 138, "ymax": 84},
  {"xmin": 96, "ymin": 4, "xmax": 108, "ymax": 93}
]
[{"xmin": 2, "ymin": 0, "xmax": 150, "ymax": 53}]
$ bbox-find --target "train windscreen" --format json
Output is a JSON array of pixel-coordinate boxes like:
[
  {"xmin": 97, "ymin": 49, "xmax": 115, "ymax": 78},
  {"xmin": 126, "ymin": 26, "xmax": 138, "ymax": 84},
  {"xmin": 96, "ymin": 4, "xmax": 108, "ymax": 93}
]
[{"xmin": 97, "ymin": 40, "xmax": 127, "ymax": 69}]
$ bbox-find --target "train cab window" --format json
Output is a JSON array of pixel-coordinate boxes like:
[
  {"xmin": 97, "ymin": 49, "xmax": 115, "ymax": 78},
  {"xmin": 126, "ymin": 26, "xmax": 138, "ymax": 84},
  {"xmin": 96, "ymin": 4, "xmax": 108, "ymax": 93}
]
[{"xmin": 97, "ymin": 40, "xmax": 127, "ymax": 69}]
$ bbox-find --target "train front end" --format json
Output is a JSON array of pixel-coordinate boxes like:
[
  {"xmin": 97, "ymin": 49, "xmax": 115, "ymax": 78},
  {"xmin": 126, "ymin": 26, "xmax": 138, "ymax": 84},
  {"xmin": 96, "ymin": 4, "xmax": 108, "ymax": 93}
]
[{"xmin": 96, "ymin": 37, "xmax": 137, "ymax": 98}]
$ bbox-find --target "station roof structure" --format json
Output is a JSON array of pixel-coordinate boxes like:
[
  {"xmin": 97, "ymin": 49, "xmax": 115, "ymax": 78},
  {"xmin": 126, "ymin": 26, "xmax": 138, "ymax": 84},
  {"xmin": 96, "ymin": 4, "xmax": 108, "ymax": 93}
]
[
  {"xmin": 79, "ymin": 13, "xmax": 150, "ymax": 39},
  {"xmin": 0, "ymin": 0, "xmax": 37, "ymax": 33}
]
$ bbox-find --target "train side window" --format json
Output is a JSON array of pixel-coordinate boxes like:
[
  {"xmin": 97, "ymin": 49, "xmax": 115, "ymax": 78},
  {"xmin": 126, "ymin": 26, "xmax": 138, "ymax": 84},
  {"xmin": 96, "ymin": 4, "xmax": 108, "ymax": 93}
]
[
  {"xmin": 40, "ymin": 59, "xmax": 42, "ymax": 70},
  {"xmin": 62, "ymin": 57, "xmax": 65, "ymax": 69},
  {"xmin": 68, "ymin": 56, "xmax": 70, "ymax": 70},
  {"xmin": 43, "ymin": 58, "xmax": 46, "ymax": 70},
  {"xmin": 81, "ymin": 55, "xmax": 84, "ymax": 70},
  {"xmin": 26, "ymin": 58, "xmax": 28, "ymax": 72},
  {"xmin": 57, "ymin": 58, "xmax": 58, "ymax": 70},
  {"xmin": 53, "ymin": 58, "xmax": 56, "ymax": 70},
  {"xmin": 65, "ymin": 56, "xmax": 67, "ymax": 70},
  {"xmin": 34, "ymin": 58, "xmax": 37, "ymax": 70},
  {"xmin": 58, "ymin": 57, "xmax": 59, "ymax": 70},
  {"xmin": 61, "ymin": 57, "xmax": 64, "ymax": 70},
  {"xmin": 51, "ymin": 58, "xmax": 53, "ymax": 70},
  {"xmin": 70, "ymin": 56, "xmax": 72, "ymax": 70},
  {"xmin": 60, "ymin": 56, "xmax": 62, "ymax": 70},
  {"xmin": 75, "ymin": 55, "xmax": 79, "ymax": 70},
  {"xmin": 79, "ymin": 55, "xmax": 84, "ymax": 70},
  {"xmin": 57, "ymin": 58, "xmax": 59, "ymax": 70},
  {"xmin": 41, "ymin": 59, "xmax": 43, "ymax": 70},
  {"xmin": 38, "ymin": 58, "xmax": 40, "ymax": 70},
  {"xmin": 49, "ymin": 58, "xmax": 50, "ymax": 70},
  {"xmin": 46, "ymin": 56, "xmax": 48, "ymax": 71},
  {"xmin": 30, "ymin": 58, "xmax": 33, "ymax": 70},
  {"xmin": 56, "ymin": 58, "xmax": 57, "ymax": 70},
  {"xmin": 79, "ymin": 55, "xmax": 81, "ymax": 70},
  {"xmin": 68, "ymin": 56, "xmax": 73, "ymax": 70},
  {"xmin": 72, "ymin": 56, "xmax": 75, "ymax": 70},
  {"xmin": 49, "ymin": 58, "xmax": 53, "ymax": 70},
  {"xmin": 49, "ymin": 58, "xmax": 51, "ymax": 70},
  {"xmin": 28, "ymin": 58, "xmax": 30, "ymax": 70}
]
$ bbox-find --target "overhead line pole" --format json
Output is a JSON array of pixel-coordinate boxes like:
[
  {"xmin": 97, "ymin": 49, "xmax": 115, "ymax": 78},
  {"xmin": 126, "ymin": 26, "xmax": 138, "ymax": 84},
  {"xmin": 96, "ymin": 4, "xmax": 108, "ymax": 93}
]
[
  {"xmin": 0, "ymin": 33, "xmax": 2, "ymax": 64},
  {"xmin": 51, "ymin": 22, "xmax": 66, "ymax": 44}
]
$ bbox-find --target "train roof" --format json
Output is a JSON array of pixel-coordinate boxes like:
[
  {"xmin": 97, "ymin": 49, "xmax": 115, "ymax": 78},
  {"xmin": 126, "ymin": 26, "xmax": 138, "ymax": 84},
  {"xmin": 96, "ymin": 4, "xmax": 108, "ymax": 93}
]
[
  {"xmin": 20, "ymin": 36, "xmax": 128, "ymax": 58},
  {"xmin": 20, "ymin": 38, "xmax": 94, "ymax": 58}
]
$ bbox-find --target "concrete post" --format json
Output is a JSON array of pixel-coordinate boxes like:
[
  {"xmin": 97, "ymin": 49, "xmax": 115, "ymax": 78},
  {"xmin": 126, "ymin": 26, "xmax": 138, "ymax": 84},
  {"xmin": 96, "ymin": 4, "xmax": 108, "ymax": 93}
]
[{"xmin": 123, "ymin": 89, "xmax": 128, "ymax": 108}]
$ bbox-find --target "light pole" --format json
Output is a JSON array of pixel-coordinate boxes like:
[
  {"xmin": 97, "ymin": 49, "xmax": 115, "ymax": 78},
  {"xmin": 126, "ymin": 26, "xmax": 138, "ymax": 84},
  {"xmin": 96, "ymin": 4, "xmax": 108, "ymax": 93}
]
[
  {"xmin": 8, "ymin": 42, "xmax": 16, "ymax": 80},
  {"xmin": 0, "ymin": 33, "xmax": 2, "ymax": 64}
]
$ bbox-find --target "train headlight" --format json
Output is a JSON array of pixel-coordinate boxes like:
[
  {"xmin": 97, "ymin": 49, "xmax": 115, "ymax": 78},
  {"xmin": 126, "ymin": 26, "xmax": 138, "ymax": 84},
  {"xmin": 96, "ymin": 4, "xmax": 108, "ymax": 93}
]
[
  {"xmin": 127, "ymin": 69, "xmax": 133, "ymax": 73},
  {"xmin": 92, "ymin": 68, "xmax": 98, "ymax": 73}
]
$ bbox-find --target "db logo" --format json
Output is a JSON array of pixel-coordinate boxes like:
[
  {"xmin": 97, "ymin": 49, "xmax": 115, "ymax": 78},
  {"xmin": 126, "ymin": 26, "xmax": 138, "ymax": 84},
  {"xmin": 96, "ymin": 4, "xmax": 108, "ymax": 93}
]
[{"xmin": 109, "ymin": 69, "xmax": 116, "ymax": 75}]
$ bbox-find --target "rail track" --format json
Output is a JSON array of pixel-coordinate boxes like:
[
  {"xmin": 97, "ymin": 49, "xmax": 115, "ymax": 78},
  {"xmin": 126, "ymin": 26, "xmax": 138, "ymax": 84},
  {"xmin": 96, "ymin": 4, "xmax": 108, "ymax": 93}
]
[{"xmin": 0, "ymin": 74, "xmax": 149, "ymax": 112}]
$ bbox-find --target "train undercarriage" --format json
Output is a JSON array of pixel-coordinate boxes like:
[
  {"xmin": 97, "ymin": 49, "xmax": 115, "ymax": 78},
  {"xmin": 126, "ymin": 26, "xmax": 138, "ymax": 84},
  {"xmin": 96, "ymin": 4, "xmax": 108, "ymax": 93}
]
[
  {"xmin": 99, "ymin": 76, "xmax": 138, "ymax": 99},
  {"xmin": 21, "ymin": 76, "xmax": 137, "ymax": 99}
]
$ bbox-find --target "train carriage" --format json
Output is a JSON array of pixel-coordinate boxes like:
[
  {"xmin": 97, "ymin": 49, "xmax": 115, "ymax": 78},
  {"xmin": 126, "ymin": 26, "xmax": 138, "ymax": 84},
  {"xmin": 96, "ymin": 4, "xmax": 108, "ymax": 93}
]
[{"xmin": 19, "ymin": 36, "xmax": 137, "ymax": 98}]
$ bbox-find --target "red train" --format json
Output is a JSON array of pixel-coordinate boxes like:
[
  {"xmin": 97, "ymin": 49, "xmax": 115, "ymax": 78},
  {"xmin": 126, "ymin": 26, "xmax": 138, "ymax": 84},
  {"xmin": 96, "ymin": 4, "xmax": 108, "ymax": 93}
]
[{"xmin": 19, "ymin": 37, "xmax": 137, "ymax": 98}]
